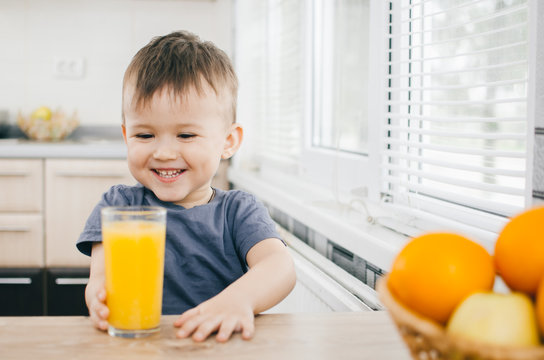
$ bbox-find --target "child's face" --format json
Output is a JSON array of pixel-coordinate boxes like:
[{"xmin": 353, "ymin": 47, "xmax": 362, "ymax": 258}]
[{"xmin": 122, "ymin": 83, "xmax": 238, "ymax": 208}]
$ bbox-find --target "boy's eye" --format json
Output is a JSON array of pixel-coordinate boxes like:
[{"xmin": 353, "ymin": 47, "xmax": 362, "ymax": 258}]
[
  {"xmin": 135, "ymin": 133, "xmax": 153, "ymax": 139},
  {"xmin": 178, "ymin": 133, "xmax": 195, "ymax": 139}
]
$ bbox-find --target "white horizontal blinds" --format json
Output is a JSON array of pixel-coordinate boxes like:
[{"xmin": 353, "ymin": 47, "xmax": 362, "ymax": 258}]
[
  {"xmin": 385, "ymin": 0, "xmax": 529, "ymax": 217},
  {"xmin": 263, "ymin": 0, "xmax": 304, "ymax": 162},
  {"xmin": 235, "ymin": 0, "xmax": 304, "ymax": 165},
  {"xmin": 235, "ymin": 0, "xmax": 267, "ymax": 162}
]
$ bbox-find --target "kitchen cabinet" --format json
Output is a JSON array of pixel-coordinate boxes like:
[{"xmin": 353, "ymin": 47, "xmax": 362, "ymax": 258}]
[
  {"xmin": 0, "ymin": 158, "xmax": 134, "ymax": 268},
  {"xmin": 46, "ymin": 268, "xmax": 89, "ymax": 316},
  {"xmin": 0, "ymin": 214, "xmax": 43, "ymax": 267},
  {"xmin": 0, "ymin": 150, "xmax": 229, "ymax": 316},
  {"xmin": 0, "ymin": 159, "xmax": 43, "ymax": 213},
  {"xmin": 0, "ymin": 268, "xmax": 90, "ymax": 316},
  {"xmin": 0, "ymin": 268, "xmax": 45, "ymax": 316},
  {"xmin": 0, "ymin": 157, "xmax": 134, "ymax": 315},
  {"xmin": 0, "ymin": 159, "xmax": 44, "ymax": 267},
  {"xmin": 45, "ymin": 159, "xmax": 134, "ymax": 267},
  {"xmin": 43, "ymin": 159, "xmax": 133, "ymax": 315},
  {"xmin": 0, "ymin": 159, "xmax": 45, "ymax": 315}
]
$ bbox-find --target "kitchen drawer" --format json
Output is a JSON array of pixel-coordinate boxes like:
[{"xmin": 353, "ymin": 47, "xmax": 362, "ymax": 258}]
[
  {"xmin": 46, "ymin": 268, "xmax": 89, "ymax": 316},
  {"xmin": 0, "ymin": 214, "xmax": 44, "ymax": 267},
  {"xmin": 0, "ymin": 159, "xmax": 43, "ymax": 212},
  {"xmin": 0, "ymin": 268, "xmax": 45, "ymax": 316}
]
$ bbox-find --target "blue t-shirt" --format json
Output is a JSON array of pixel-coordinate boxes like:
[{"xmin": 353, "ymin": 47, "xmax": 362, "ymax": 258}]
[{"xmin": 76, "ymin": 184, "xmax": 281, "ymax": 315}]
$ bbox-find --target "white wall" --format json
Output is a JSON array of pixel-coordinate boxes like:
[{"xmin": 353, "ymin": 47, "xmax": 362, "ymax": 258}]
[{"xmin": 0, "ymin": 0, "xmax": 233, "ymax": 126}]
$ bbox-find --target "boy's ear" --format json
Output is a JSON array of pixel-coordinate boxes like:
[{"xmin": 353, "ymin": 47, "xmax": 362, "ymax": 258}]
[
  {"xmin": 222, "ymin": 123, "xmax": 243, "ymax": 160},
  {"xmin": 121, "ymin": 124, "xmax": 128, "ymax": 144}
]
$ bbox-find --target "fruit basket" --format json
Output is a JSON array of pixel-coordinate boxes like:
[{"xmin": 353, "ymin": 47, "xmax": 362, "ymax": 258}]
[
  {"xmin": 17, "ymin": 107, "xmax": 79, "ymax": 141},
  {"xmin": 377, "ymin": 276, "xmax": 544, "ymax": 360}
]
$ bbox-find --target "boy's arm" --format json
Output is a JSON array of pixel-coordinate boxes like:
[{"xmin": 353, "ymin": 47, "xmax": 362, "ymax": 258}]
[
  {"xmin": 85, "ymin": 242, "xmax": 109, "ymax": 331},
  {"xmin": 173, "ymin": 238, "xmax": 296, "ymax": 342}
]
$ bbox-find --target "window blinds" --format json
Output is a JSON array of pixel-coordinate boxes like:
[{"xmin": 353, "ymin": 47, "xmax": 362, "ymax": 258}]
[
  {"xmin": 235, "ymin": 0, "xmax": 305, "ymax": 165},
  {"xmin": 384, "ymin": 0, "xmax": 529, "ymax": 218}
]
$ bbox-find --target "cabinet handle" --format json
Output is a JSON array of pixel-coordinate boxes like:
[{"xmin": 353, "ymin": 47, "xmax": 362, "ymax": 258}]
[
  {"xmin": 0, "ymin": 171, "xmax": 31, "ymax": 177},
  {"xmin": 55, "ymin": 172, "xmax": 127, "ymax": 178},
  {"xmin": 55, "ymin": 278, "xmax": 89, "ymax": 285},
  {"xmin": 0, "ymin": 277, "xmax": 32, "ymax": 285},
  {"xmin": 0, "ymin": 226, "xmax": 31, "ymax": 232}
]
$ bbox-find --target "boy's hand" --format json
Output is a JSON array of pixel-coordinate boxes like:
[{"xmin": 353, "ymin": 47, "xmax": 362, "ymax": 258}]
[
  {"xmin": 86, "ymin": 243, "xmax": 109, "ymax": 332},
  {"xmin": 85, "ymin": 278, "xmax": 109, "ymax": 331},
  {"xmin": 173, "ymin": 238, "xmax": 295, "ymax": 343},
  {"xmin": 173, "ymin": 292, "xmax": 254, "ymax": 343}
]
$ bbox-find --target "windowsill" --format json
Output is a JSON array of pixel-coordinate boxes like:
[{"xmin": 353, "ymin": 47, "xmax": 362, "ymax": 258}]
[{"xmin": 228, "ymin": 167, "xmax": 409, "ymax": 272}]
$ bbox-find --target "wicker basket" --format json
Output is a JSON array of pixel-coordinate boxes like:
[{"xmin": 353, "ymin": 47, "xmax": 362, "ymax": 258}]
[
  {"xmin": 17, "ymin": 109, "xmax": 79, "ymax": 142},
  {"xmin": 376, "ymin": 276, "xmax": 544, "ymax": 360}
]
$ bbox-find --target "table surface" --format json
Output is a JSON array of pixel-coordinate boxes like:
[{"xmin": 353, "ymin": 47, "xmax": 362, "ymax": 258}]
[{"xmin": 0, "ymin": 311, "xmax": 412, "ymax": 360}]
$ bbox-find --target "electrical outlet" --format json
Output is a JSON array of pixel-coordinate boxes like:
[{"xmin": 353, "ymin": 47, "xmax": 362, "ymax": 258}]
[{"xmin": 53, "ymin": 57, "xmax": 85, "ymax": 79}]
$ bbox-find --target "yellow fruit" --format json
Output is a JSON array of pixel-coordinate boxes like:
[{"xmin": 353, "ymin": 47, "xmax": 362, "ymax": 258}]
[
  {"xmin": 446, "ymin": 291, "xmax": 540, "ymax": 347},
  {"xmin": 494, "ymin": 206, "xmax": 544, "ymax": 295},
  {"xmin": 31, "ymin": 106, "xmax": 52, "ymax": 121},
  {"xmin": 537, "ymin": 277, "xmax": 544, "ymax": 336},
  {"xmin": 388, "ymin": 232, "xmax": 495, "ymax": 324}
]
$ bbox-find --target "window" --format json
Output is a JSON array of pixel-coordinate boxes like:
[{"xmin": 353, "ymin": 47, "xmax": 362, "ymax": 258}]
[
  {"xmin": 235, "ymin": 0, "xmax": 374, "ymax": 195},
  {"xmin": 384, "ymin": 0, "xmax": 530, "ymax": 233},
  {"xmin": 235, "ymin": 0, "xmax": 306, "ymax": 168},
  {"xmin": 313, "ymin": 0, "xmax": 371, "ymax": 155},
  {"xmin": 233, "ymin": 0, "xmax": 534, "ymax": 247}
]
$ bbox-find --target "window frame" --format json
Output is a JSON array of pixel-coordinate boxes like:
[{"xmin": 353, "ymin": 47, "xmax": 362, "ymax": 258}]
[
  {"xmin": 231, "ymin": 0, "xmax": 539, "ymax": 266},
  {"xmin": 299, "ymin": 0, "xmax": 384, "ymax": 203}
]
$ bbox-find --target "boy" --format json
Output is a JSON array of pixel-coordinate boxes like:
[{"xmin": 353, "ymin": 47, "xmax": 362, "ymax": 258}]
[{"xmin": 76, "ymin": 31, "xmax": 296, "ymax": 343}]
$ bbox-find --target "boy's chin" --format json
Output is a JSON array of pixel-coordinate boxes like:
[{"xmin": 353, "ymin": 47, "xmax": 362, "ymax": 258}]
[
  {"xmin": 148, "ymin": 185, "xmax": 212, "ymax": 207},
  {"xmin": 156, "ymin": 194, "xmax": 185, "ymax": 205},
  {"xmin": 148, "ymin": 188, "xmax": 185, "ymax": 204}
]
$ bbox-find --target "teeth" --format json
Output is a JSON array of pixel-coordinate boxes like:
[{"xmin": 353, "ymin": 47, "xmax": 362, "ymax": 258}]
[{"xmin": 155, "ymin": 169, "xmax": 182, "ymax": 178}]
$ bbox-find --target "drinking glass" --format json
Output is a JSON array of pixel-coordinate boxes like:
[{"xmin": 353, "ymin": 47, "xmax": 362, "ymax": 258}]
[{"xmin": 101, "ymin": 206, "xmax": 166, "ymax": 338}]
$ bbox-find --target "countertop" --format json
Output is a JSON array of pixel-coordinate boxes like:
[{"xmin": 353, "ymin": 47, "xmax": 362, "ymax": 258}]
[
  {"xmin": 0, "ymin": 138, "xmax": 127, "ymax": 159},
  {"xmin": 0, "ymin": 312, "xmax": 412, "ymax": 360},
  {"xmin": 0, "ymin": 126, "xmax": 127, "ymax": 159}
]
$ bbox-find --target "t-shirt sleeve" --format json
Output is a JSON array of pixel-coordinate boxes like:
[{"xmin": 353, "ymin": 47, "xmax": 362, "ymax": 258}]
[
  {"xmin": 228, "ymin": 191, "xmax": 283, "ymax": 266},
  {"xmin": 75, "ymin": 185, "xmax": 133, "ymax": 256}
]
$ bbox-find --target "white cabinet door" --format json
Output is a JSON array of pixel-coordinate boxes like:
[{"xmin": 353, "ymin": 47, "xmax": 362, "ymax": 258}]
[
  {"xmin": 0, "ymin": 214, "xmax": 43, "ymax": 267},
  {"xmin": 45, "ymin": 159, "xmax": 135, "ymax": 267},
  {"xmin": 0, "ymin": 159, "xmax": 43, "ymax": 212}
]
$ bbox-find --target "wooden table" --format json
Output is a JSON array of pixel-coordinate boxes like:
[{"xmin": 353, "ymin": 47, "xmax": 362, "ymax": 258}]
[{"xmin": 0, "ymin": 312, "xmax": 411, "ymax": 359}]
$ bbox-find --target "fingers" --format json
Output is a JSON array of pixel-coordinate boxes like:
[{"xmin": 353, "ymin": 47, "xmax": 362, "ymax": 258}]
[
  {"xmin": 192, "ymin": 318, "xmax": 222, "ymax": 342},
  {"xmin": 215, "ymin": 317, "xmax": 238, "ymax": 343},
  {"xmin": 240, "ymin": 318, "xmax": 255, "ymax": 340},
  {"xmin": 97, "ymin": 288, "xmax": 106, "ymax": 302},
  {"xmin": 174, "ymin": 312, "xmax": 255, "ymax": 342},
  {"xmin": 87, "ymin": 286, "xmax": 109, "ymax": 331},
  {"xmin": 173, "ymin": 307, "xmax": 199, "ymax": 328},
  {"xmin": 175, "ymin": 311, "xmax": 221, "ymax": 342},
  {"xmin": 214, "ymin": 317, "xmax": 255, "ymax": 342}
]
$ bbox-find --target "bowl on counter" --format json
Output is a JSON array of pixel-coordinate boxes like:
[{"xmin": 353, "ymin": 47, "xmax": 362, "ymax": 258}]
[
  {"xmin": 376, "ymin": 276, "xmax": 544, "ymax": 360},
  {"xmin": 17, "ymin": 107, "xmax": 79, "ymax": 142}
]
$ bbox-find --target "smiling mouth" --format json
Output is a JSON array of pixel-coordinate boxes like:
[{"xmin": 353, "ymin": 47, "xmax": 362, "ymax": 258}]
[{"xmin": 153, "ymin": 169, "xmax": 185, "ymax": 179}]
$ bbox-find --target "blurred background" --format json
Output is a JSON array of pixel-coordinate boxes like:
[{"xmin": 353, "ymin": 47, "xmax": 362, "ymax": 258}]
[{"xmin": 0, "ymin": 0, "xmax": 233, "ymax": 125}]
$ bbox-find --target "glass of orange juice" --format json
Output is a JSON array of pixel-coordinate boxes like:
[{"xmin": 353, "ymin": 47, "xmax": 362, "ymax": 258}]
[{"xmin": 101, "ymin": 206, "xmax": 166, "ymax": 338}]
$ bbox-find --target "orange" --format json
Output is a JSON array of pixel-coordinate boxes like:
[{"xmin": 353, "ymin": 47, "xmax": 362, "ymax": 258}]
[
  {"xmin": 388, "ymin": 232, "xmax": 495, "ymax": 324},
  {"xmin": 537, "ymin": 277, "xmax": 544, "ymax": 337},
  {"xmin": 494, "ymin": 206, "xmax": 544, "ymax": 295}
]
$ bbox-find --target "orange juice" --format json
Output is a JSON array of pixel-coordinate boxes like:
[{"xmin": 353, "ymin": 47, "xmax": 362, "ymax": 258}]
[{"xmin": 102, "ymin": 219, "xmax": 166, "ymax": 335}]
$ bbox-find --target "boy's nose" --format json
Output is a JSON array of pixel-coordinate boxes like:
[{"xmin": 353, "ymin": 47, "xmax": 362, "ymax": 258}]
[{"xmin": 153, "ymin": 142, "xmax": 178, "ymax": 160}]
